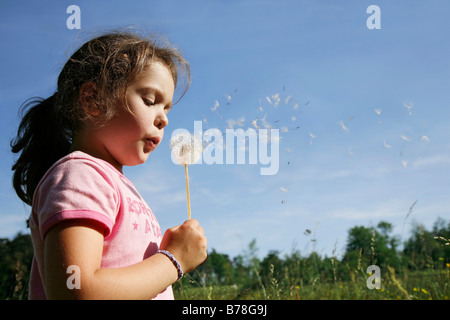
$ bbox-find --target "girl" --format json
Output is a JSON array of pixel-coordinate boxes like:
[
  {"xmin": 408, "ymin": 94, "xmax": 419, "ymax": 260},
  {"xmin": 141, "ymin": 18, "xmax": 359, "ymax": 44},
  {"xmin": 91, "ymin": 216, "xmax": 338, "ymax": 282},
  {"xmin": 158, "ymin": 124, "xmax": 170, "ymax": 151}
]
[{"xmin": 10, "ymin": 31, "xmax": 207, "ymax": 299}]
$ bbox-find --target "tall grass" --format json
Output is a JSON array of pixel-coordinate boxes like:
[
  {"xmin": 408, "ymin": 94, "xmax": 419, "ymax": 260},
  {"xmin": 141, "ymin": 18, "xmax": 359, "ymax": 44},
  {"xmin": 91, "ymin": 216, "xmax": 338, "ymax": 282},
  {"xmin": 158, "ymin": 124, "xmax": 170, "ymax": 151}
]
[{"xmin": 173, "ymin": 259, "xmax": 450, "ymax": 300}]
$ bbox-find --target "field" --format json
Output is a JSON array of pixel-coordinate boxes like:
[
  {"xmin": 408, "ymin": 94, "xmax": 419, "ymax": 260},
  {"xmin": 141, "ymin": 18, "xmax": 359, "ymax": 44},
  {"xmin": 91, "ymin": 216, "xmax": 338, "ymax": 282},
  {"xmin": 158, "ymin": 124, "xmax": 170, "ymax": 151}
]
[{"xmin": 173, "ymin": 265, "xmax": 449, "ymax": 300}]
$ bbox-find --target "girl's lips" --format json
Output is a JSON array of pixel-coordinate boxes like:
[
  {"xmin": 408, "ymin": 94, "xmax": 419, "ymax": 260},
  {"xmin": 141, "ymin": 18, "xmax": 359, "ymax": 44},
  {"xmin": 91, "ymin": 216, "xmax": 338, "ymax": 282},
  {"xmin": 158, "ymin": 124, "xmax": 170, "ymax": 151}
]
[
  {"xmin": 144, "ymin": 136, "xmax": 161, "ymax": 151},
  {"xmin": 149, "ymin": 137, "xmax": 161, "ymax": 145}
]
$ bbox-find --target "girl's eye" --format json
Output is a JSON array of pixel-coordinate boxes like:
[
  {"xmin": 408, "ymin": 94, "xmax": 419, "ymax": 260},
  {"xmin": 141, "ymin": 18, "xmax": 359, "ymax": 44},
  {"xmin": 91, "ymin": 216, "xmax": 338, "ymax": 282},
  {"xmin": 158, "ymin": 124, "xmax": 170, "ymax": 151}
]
[{"xmin": 143, "ymin": 98, "xmax": 155, "ymax": 106}]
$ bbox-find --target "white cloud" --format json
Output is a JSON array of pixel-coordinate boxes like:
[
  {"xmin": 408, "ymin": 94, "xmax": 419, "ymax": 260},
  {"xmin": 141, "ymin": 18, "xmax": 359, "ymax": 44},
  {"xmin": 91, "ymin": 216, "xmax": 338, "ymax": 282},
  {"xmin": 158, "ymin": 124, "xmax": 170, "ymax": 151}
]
[
  {"xmin": 328, "ymin": 206, "xmax": 404, "ymax": 221},
  {"xmin": 412, "ymin": 155, "xmax": 450, "ymax": 169}
]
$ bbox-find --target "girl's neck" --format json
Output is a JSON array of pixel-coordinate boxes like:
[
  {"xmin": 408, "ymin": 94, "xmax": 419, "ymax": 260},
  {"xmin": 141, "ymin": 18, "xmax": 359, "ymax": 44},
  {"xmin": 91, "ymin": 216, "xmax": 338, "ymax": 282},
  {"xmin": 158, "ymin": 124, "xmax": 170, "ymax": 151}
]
[{"xmin": 70, "ymin": 133, "xmax": 124, "ymax": 173}]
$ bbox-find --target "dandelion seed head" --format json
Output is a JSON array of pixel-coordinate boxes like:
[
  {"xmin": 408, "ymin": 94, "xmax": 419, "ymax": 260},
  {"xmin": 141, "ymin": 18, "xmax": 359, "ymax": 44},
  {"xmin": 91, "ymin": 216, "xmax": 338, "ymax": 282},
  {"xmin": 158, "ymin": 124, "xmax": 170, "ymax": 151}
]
[{"xmin": 170, "ymin": 132, "xmax": 203, "ymax": 165}]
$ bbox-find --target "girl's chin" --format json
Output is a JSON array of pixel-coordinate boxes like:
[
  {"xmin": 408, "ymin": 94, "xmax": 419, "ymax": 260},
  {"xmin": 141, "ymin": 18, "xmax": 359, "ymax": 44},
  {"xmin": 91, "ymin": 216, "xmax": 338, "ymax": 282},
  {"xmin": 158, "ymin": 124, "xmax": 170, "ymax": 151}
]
[{"xmin": 122, "ymin": 152, "xmax": 151, "ymax": 167}]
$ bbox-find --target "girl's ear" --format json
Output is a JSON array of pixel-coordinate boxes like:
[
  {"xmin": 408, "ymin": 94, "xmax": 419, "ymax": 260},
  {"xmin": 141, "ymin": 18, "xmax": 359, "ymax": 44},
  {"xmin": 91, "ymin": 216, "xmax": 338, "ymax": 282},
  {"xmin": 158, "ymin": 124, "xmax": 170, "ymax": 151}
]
[{"xmin": 79, "ymin": 82, "xmax": 100, "ymax": 117}]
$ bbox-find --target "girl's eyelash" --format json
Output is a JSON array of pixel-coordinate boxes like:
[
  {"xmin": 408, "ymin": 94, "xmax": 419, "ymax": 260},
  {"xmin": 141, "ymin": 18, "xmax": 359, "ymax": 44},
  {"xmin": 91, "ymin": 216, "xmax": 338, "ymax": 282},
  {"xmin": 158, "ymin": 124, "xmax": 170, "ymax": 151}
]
[{"xmin": 143, "ymin": 98, "xmax": 155, "ymax": 106}]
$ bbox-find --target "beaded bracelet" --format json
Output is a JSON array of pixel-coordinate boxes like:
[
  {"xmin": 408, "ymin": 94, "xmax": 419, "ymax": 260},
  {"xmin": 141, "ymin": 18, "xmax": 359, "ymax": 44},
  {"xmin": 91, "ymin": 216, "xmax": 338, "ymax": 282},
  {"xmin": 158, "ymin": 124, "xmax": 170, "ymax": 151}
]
[{"xmin": 157, "ymin": 250, "xmax": 183, "ymax": 281}]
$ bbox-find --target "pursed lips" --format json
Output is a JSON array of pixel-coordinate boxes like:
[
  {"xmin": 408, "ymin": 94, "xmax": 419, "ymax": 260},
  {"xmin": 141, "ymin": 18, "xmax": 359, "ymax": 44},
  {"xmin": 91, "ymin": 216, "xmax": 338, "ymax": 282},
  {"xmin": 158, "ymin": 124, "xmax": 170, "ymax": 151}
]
[{"xmin": 144, "ymin": 136, "xmax": 161, "ymax": 150}]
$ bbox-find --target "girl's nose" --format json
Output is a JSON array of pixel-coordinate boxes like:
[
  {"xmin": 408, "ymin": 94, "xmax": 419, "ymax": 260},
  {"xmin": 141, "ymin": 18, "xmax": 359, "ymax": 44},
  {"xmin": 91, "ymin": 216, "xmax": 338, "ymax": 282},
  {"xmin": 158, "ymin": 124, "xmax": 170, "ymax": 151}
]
[{"xmin": 155, "ymin": 108, "xmax": 168, "ymax": 130}]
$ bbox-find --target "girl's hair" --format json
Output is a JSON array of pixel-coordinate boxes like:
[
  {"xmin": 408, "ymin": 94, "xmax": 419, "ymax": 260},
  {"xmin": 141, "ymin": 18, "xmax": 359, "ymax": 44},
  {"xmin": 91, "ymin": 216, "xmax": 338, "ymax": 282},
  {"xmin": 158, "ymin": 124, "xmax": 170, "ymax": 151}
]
[{"xmin": 11, "ymin": 30, "xmax": 191, "ymax": 206}]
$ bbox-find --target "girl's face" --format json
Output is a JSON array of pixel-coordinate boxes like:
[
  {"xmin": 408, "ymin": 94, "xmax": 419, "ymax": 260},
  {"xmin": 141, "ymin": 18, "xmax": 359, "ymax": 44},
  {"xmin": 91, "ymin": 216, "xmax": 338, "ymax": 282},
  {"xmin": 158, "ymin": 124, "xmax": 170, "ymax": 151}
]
[{"xmin": 93, "ymin": 61, "xmax": 175, "ymax": 171}]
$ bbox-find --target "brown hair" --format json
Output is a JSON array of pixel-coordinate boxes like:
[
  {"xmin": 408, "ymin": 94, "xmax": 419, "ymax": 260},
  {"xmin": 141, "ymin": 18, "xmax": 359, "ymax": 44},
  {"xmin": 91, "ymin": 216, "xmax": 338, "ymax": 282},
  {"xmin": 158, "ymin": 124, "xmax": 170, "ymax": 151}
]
[{"xmin": 11, "ymin": 30, "xmax": 191, "ymax": 205}]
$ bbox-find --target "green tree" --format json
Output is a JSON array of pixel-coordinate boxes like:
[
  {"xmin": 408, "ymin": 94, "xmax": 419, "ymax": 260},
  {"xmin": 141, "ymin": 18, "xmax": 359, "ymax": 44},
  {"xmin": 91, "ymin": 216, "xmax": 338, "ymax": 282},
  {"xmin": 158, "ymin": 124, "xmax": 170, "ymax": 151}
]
[
  {"xmin": 403, "ymin": 217, "xmax": 450, "ymax": 270},
  {"xmin": 0, "ymin": 233, "xmax": 33, "ymax": 299},
  {"xmin": 343, "ymin": 221, "xmax": 401, "ymax": 270}
]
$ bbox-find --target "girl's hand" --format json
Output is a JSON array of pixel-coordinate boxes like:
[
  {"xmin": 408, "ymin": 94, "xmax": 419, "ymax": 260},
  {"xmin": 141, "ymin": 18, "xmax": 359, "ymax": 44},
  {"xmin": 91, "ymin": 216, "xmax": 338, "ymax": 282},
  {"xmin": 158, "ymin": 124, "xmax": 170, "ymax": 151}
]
[{"xmin": 159, "ymin": 219, "xmax": 207, "ymax": 274}]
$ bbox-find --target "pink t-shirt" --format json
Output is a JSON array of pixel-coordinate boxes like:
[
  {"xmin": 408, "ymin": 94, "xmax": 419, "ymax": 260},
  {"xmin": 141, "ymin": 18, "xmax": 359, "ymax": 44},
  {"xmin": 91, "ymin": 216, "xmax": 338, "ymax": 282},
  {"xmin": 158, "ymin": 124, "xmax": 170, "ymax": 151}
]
[{"xmin": 28, "ymin": 151, "xmax": 174, "ymax": 300}]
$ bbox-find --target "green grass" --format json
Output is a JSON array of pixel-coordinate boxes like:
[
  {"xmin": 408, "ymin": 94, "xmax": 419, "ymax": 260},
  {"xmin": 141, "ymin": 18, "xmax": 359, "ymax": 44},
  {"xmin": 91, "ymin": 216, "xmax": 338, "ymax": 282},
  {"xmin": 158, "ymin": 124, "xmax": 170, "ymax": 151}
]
[{"xmin": 173, "ymin": 267, "xmax": 450, "ymax": 300}]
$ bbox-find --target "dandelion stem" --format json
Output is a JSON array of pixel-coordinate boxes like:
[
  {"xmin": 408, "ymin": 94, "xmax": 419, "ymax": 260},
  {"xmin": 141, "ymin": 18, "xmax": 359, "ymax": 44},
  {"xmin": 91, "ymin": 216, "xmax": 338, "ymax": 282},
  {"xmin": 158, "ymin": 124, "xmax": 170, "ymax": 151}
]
[{"xmin": 184, "ymin": 163, "xmax": 191, "ymax": 220}]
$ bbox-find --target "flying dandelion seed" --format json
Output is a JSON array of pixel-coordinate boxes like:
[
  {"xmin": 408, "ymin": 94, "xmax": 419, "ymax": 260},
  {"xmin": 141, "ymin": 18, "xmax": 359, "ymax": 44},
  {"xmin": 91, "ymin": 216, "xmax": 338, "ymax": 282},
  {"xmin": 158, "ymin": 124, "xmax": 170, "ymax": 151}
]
[
  {"xmin": 400, "ymin": 134, "xmax": 410, "ymax": 141},
  {"xmin": 211, "ymin": 100, "xmax": 222, "ymax": 118},
  {"xmin": 280, "ymin": 187, "xmax": 289, "ymax": 192},
  {"xmin": 383, "ymin": 141, "xmax": 391, "ymax": 149},
  {"xmin": 281, "ymin": 126, "xmax": 289, "ymax": 133},
  {"xmin": 258, "ymin": 99, "xmax": 264, "ymax": 112},
  {"xmin": 374, "ymin": 108, "xmax": 382, "ymax": 124},
  {"xmin": 271, "ymin": 93, "xmax": 280, "ymax": 107},
  {"xmin": 339, "ymin": 121, "xmax": 349, "ymax": 132},
  {"xmin": 420, "ymin": 135, "xmax": 430, "ymax": 142},
  {"xmin": 261, "ymin": 114, "xmax": 272, "ymax": 129},
  {"xmin": 293, "ymin": 103, "xmax": 299, "ymax": 110},
  {"xmin": 402, "ymin": 160, "xmax": 408, "ymax": 168},
  {"xmin": 211, "ymin": 100, "xmax": 219, "ymax": 111},
  {"xmin": 403, "ymin": 102, "xmax": 413, "ymax": 116},
  {"xmin": 170, "ymin": 132, "xmax": 203, "ymax": 219},
  {"xmin": 348, "ymin": 147, "xmax": 354, "ymax": 156},
  {"xmin": 291, "ymin": 116, "xmax": 296, "ymax": 122},
  {"xmin": 347, "ymin": 147, "xmax": 354, "ymax": 164},
  {"xmin": 251, "ymin": 118, "xmax": 260, "ymax": 129},
  {"xmin": 266, "ymin": 96, "xmax": 272, "ymax": 104},
  {"xmin": 285, "ymin": 95, "xmax": 293, "ymax": 104},
  {"xmin": 225, "ymin": 94, "xmax": 232, "ymax": 104},
  {"xmin": 309, "ymin": 132, "xmax": 316, "ymax": 145}
]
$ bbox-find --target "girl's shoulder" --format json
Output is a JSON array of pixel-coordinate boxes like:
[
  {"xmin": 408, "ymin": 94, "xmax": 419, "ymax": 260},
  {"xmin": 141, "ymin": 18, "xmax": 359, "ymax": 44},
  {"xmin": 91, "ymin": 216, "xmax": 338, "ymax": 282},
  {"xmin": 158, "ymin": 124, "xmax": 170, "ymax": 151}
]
[
  {"xmin": 36, "ymin": 151, "xmax": 122, "ymax": 194},
  {"xmin": 49, "ymin": 150, "xmax": 121, "ymax": 176}
]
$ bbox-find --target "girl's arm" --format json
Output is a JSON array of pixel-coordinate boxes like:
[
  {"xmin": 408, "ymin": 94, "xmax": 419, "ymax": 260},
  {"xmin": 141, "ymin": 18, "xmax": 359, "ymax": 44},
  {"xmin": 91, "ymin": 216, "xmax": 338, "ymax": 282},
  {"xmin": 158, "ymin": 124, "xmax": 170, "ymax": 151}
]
[{"xmin": 44, "ymin": 219, "xmax": 207, "ymax": 299}]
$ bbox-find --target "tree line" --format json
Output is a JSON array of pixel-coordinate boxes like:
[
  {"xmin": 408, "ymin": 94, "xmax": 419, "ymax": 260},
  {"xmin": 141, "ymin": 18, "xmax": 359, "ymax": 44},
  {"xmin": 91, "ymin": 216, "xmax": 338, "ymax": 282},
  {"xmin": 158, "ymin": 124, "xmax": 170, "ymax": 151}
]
[{"xmin": 182, "ymin": 218, "xmax": 449, "ymax": 291}]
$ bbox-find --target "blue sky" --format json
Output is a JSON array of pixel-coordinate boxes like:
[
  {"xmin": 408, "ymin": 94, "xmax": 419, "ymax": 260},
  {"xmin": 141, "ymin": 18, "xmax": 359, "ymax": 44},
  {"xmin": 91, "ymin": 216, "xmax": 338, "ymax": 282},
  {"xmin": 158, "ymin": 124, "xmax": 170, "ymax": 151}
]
[{"xmin": 1, "ymin": 0, "xmax": 449, "ymax": 259}]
